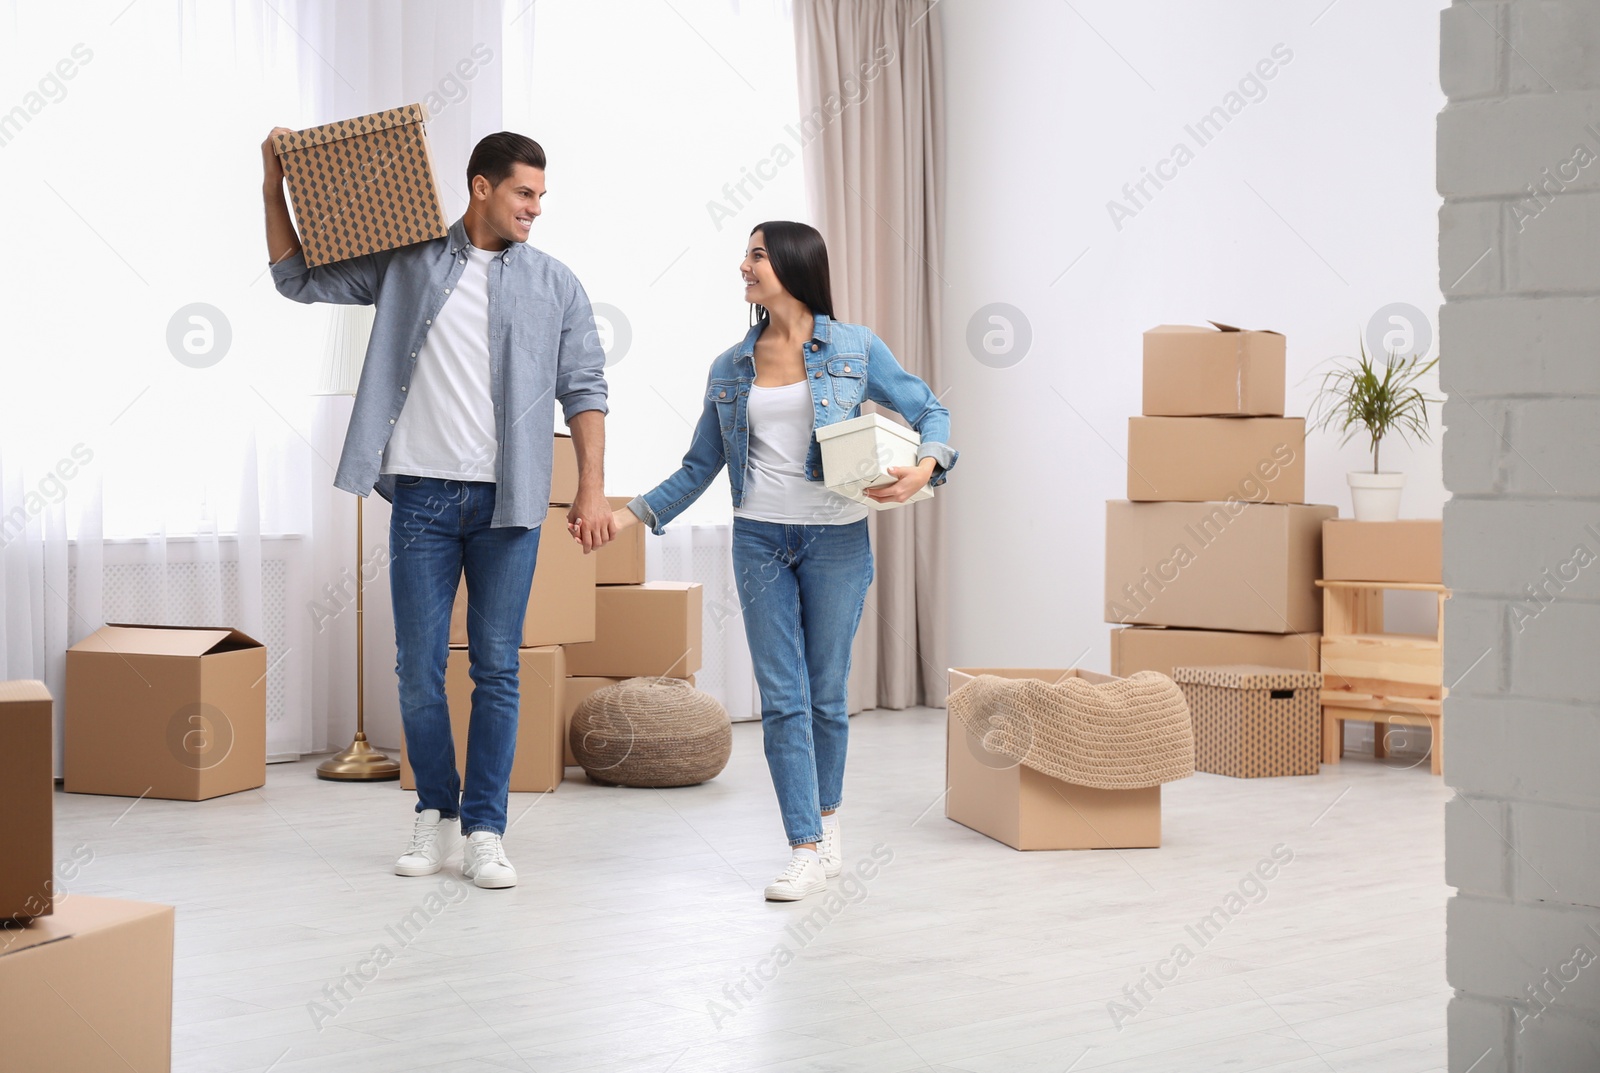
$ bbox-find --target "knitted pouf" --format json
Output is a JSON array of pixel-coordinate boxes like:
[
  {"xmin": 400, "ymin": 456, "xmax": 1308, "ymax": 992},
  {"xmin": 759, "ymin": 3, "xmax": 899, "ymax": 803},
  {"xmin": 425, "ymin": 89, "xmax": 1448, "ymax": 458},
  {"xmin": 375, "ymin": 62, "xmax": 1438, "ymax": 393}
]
[{"xmin": 570, "ymin": 678, "xmax": 732, "ymax": 787}]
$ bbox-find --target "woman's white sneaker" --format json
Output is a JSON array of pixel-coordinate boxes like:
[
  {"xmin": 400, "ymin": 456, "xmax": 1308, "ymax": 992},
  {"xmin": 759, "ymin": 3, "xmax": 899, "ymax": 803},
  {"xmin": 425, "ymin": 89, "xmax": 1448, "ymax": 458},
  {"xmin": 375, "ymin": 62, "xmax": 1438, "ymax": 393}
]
[
  {"xmin": 395, "ymin": 809, "xmax": 458, "ymax": 877},
  {"xmin": 462, "ymin": 831, "xmax": 517, "ymax": 889},
  {"xmin": 764, "ymin": 852, "xmax": 827, "ymax": 901},
  {"xmin": 818, "ymin": 818, "xmax": 843, "ymax": 879}
]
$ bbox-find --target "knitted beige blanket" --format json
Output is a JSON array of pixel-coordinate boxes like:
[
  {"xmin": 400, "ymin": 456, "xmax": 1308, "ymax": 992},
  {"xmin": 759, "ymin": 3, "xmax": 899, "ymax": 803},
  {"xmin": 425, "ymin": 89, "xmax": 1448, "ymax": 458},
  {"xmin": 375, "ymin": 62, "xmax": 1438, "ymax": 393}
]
[{"xmin": 949, "ymin": 672, "xmax": 1195, "ymax": 789}]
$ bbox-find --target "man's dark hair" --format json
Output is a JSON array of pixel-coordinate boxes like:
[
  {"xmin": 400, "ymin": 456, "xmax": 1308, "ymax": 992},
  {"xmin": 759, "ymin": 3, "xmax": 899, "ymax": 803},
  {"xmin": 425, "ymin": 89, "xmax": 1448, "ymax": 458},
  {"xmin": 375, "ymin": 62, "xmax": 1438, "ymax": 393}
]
[
  {"xmin": 466, "ymin": 132, "xmax": 546, "ymax": 190},
  {"xmin": 750, "ymin": 220, "xmax": 835, "ymax": 320}
]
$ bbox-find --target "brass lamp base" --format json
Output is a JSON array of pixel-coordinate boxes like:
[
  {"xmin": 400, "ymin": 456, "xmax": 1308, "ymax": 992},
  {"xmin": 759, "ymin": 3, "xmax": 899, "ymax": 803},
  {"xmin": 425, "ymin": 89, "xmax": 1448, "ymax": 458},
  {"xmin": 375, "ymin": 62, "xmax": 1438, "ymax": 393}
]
[{"xmin": 316, "ymin": 732, "xmax": 401, "ymax": 781}]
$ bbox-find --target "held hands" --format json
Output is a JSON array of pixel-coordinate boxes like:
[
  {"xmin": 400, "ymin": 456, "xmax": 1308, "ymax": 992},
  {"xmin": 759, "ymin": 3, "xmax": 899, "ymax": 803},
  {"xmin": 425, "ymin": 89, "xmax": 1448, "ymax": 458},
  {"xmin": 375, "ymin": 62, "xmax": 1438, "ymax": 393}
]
[
  {"xmin": 862, "ymin": 459, "xmax": 937, "ymax": 504},
  {"xmin": 566, "ymin": 487, "xmax": 621, "ymax": 553}
]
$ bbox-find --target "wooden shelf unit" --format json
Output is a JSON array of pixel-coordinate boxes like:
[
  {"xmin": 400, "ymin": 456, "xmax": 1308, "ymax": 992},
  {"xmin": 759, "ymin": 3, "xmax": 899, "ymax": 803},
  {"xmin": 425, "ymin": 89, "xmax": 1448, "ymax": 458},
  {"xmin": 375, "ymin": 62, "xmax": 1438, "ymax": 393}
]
[{"xmin": 1316, "ymin": 580, "xmax": 1451, "ymax": 775}]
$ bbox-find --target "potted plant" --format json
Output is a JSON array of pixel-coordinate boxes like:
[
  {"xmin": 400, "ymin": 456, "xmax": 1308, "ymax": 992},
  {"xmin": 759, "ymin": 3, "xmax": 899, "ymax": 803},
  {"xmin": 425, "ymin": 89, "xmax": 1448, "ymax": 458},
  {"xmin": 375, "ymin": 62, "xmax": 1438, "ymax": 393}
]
[{"xmin": 1309, "ymin": 342, "xmax": 1441, "ymax": 521}]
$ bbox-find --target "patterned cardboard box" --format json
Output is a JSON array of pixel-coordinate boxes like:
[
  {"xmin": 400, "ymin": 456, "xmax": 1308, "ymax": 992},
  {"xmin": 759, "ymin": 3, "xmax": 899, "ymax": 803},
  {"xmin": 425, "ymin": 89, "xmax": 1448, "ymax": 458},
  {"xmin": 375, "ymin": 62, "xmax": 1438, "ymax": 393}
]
[
  {"xmin": 272, "ymin": 104, "xmax": 448, "ymax": 266},
  {"xmin": 1173, "ymin": 664, "xmax": 1323, "ymax": 778}
]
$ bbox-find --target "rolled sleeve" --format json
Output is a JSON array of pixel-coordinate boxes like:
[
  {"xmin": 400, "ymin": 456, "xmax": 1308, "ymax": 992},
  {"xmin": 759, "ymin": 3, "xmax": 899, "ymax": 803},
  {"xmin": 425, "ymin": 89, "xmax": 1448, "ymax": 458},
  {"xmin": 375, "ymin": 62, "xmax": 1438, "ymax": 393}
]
[
  {"xmin": 269, "ymin": 249, "xmax": 385, "ymax": 306},
  {"xmin": 555, "ymin": 280, "xmax": 610, "ymax": 422}
]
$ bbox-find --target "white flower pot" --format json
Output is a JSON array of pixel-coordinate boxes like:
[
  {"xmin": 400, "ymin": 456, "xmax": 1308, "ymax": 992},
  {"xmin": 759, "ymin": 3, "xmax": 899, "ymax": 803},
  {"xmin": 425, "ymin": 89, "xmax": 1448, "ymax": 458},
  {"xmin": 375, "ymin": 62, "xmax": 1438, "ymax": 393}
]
[{"xmin": 1347, "ymin": 471, "xmax": 1406, "ymax": 521}]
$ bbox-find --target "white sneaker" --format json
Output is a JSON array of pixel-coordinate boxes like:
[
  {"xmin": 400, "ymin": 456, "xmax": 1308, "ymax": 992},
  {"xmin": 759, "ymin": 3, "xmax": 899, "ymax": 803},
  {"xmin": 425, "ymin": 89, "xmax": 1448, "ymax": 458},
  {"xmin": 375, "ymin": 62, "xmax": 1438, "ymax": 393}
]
[
  {"xmin": 764, "ymin": 853, "xmax": 826, "ymax": 901},
  {"xmin": 818, "ymin": 818, "xmax": 842, "ymax": 879},
  {"xmin": 395, "ymin": 809, "xmax": 458, "ymax": 877},
  {"xmin": 462, "ymin": 831, "xmax": 517, "ymax": 889}
]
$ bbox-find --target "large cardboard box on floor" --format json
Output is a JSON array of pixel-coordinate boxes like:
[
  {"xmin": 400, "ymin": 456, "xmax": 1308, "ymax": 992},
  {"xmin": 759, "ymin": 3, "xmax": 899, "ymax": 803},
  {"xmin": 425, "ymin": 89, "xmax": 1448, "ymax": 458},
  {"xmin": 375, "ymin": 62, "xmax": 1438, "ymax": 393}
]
[
  {"xmin": 1143, "ymin": 323, "xmax": 1285, "ymax": 416},
  {"xmin": 1111, "ymin": 626, "xmax": 1321, "ymax": 679},
  {"xmin": 449, "ymin": 505, "xmax": 595, "ymax": 647},
  {"xmin": 1322, "ymin": 519, "xmax": 1442, "ymax": 584},
  {"xmin": 272, "ymin": 103, "xmax": 448, "ymax": 266},
  {"xmin": 564, "ymin": 582, "xmax": 703, "ymax": 679},
  {"xmin": 1174, "ymin": 665, "xmax": 1324, "ymax": 778},
  {"xmin": 596, "ymin": 496, "xmax": 647, "ymax": 585},
  {"xmin": 1126, "ymin": 417, "xmax": 1305, "ymax": 503},
  {"xmin": 65, "ymin": 625, "xmax": 267, "ymax": 801},
  {"xmin": 1105, "ymin": 500, "xmax": 1337, "ymax": 634},
  {"xmin": 945, "ymin": 668, "xmax": 1161, "ymax": 851},
  {"xmin": 0, "ymin": 894, "xmax": 174, "ymax": 1072},
  {"xmin": 1, "ymin": 680, "xmax": 54, "ymax": 923},
  {"xmin": 399, "ymin": 645, "xmax": 566, "ymax": 793}
]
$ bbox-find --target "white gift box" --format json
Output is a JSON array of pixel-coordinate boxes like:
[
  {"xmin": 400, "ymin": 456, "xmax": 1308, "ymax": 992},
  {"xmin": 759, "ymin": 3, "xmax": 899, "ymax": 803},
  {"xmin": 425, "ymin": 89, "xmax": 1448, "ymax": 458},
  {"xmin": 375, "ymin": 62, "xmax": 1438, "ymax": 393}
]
[{"xmin": 814, "ymin": 413, "xmax": 935, "ymax": 511}]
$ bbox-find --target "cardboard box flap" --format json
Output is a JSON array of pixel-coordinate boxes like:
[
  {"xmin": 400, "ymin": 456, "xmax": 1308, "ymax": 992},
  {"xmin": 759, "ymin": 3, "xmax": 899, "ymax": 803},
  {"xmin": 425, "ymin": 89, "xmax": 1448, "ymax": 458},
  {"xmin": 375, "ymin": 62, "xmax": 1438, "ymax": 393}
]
[
  {"xmin": 1208, "ymin": 321, "xmax": 1284, "ymax": 337},
  {"xmin": 0, "ymin": 895, "xmax": 172, "ymax": 958},
  {"xmin": 273, "ymin": 103, "xmax": 428, "ymax": 154},
  {"xmin": 0, "ymin": 679, "xmax": 51, "ymax": 703},
  {"xmin": 1172, "ymin": 663, "xmax": 1323, "ymax": 691},
  {"xmin": 75, "ymin": 624, "xmax": 263, "ymax": 658},
  {"xmin": 815, "ymin": 412, "xmax": 921, "ymax": 445}
]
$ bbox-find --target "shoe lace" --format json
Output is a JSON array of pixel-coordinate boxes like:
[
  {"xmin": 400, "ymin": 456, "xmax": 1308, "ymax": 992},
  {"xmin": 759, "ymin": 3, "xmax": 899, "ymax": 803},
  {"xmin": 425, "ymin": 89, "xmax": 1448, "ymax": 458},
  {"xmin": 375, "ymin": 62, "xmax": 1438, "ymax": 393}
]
[
  {"xmin": 776, "ymin": 855, "xmax": 813, "ymax": 884},
  {"xmin": 471, "ymin": 835, "xmax": 510, "ymax": 868},
  {"xmin": 405, "ymin": 816, "xmax": 440, "ymax": 856}
]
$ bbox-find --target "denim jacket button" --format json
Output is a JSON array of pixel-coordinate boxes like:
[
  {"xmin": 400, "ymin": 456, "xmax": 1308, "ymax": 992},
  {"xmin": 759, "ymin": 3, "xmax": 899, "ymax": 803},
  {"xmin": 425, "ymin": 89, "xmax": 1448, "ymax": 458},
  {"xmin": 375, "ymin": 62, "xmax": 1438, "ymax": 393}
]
[
  {"xmin": 843, "ymin": 364, "xmax": 851, "ymax": 372},
  {"xmin": 821, "ymin": 399, "xmax": 829, "ymax": 406},
  {"xmin": 719, "ymin": 390, "xmax": 727, "ymax": 398},
  {"xmin": 810, "ymin": 342, "xmax": 820, "ymax": 352},
  {"xmin": 814, "ymin": 370, "xmax": 822, "ymax": 378}
]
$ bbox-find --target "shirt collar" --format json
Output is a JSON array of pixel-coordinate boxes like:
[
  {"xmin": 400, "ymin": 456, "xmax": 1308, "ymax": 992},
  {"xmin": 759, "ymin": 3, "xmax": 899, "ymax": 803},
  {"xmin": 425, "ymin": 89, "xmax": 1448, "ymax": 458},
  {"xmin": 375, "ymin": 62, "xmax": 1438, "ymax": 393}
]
[{"xmin": 447, "ymin": 216, "xmax": 518, "ymax": 264}]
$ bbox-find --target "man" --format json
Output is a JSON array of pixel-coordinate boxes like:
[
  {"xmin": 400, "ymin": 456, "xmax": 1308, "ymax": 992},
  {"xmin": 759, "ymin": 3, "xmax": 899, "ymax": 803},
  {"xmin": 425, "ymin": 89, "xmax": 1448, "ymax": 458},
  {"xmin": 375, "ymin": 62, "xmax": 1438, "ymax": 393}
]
[{"xmin": 263, "ymin": 129, "xmax": 616, "ymax": 887}]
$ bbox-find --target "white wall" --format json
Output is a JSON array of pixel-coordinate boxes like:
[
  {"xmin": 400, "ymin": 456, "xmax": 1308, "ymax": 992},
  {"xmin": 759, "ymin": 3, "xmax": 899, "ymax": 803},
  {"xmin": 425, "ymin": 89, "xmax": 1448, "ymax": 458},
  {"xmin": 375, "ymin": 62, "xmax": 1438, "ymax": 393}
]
[{"xmin": 939, "ymin": 0, "xmax": 1447, "ymax": 671}]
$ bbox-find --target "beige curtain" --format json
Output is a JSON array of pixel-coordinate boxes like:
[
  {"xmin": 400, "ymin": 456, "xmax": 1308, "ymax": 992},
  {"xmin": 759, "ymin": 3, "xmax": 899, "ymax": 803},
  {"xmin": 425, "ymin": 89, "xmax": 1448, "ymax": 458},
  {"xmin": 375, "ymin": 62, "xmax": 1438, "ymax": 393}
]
[{"xmin": 793, "ymin": 0, "xmax": 948, "ymax": 710}]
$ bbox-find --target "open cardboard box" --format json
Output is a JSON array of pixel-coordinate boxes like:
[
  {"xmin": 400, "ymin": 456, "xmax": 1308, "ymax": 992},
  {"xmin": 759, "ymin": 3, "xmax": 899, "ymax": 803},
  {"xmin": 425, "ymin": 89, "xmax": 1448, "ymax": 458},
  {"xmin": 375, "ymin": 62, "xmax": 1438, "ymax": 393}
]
[{"xmin": 946, "ymin": 667, "xmax": 1161, "ymax": 850}]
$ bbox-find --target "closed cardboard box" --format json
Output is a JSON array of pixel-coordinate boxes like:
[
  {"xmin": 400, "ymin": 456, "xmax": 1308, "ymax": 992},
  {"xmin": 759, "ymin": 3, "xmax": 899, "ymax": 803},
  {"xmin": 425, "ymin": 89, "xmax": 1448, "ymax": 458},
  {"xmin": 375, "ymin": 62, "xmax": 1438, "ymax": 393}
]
[
  {"xmin": 1, "ymin": 680, "xmax": 54, "ymax": 923},
  {"xmin": 65, "ymin": 625, "xmax": 267, "ymax": 801},
  {"xmin": 399, "ymin": 646, "xmax": 566, "ymax": 793},
  {"xmin": 551, "ymin": 433, "xmax": 578, "ymax": 506},
  {"xmin": 1127, "ymin": 417, "xmax": 1305, "ymax": 503},
  {"xmin": 945, "ymin": 668, "xmax": 1161, "ymax": 850},
  {"xmin": 1174, "ymin": 665, "xmax": 1324, "ymax": 778},
  {"xmin": 1143, "ymin": 322, "xmax": 1285, "ymax": 416},
  {"xmin": 1322, "ymin": 519, "xmax": 1442, "ymax": 583},
  {"xmin": 1110, "ymin": 626, "xmax": 1320, "ymax": 680},
  {"xmin": 596, "ymin": 496, "xmax": 646, "ymax": 585},
  {"xmin": 272, "ymin": 104, "xmax": 448, "ymax": 266},
  {"xmin": 1105, "ymin": 500, "xmax": 1337, "ymax": 633},
  {"xmin": 449, "ymin": 505, "xmax": 596, "ymax": 647},
  {"xmin": 0, "ymin": 894, "xmax": 174, "ymax": 1072},
  {"xmin": 560, "ymin": 674, "xmax": 697, "ymax": 766},
  {"xmin": 564, "ymin": 582, "xmax": 703, "ymax": 679}
]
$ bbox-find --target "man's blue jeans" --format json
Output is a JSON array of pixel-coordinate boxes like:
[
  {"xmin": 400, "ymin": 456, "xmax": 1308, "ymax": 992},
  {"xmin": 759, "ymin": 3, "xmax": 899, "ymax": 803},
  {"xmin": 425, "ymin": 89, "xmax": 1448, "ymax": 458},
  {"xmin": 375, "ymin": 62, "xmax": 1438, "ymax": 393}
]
[
  {"xmin": 389, "ymin": 477, "xmax": 540, "ymax": 836},
  {"xmin": 732, "ymin": 518, "xmax": 874, "ymax": 847}
]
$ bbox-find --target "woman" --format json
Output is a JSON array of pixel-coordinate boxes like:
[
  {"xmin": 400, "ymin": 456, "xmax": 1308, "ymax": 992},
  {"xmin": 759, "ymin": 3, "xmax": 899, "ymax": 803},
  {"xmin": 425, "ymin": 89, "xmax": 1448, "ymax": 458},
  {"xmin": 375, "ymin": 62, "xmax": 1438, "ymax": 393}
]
[{"xmin": 610, "ymin": 221, "xmax": 956, "ymax": 901}]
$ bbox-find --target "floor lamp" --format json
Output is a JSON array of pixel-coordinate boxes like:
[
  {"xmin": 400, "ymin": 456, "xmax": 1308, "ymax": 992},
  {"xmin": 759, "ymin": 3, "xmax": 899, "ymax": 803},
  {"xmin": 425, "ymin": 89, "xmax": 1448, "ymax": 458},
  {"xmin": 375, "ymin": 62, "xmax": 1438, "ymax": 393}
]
[{"xmin": 313, "ymin": 304, "xmax": 400, "ymax": 781}]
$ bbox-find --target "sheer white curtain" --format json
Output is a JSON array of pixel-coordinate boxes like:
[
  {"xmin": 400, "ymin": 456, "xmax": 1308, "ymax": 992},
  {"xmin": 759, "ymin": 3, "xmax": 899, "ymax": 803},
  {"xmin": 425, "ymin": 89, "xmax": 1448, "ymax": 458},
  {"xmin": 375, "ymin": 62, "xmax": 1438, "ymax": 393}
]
[{"xmin": 0, "ymin": 0, "xmax": 334, "ymax": 768}]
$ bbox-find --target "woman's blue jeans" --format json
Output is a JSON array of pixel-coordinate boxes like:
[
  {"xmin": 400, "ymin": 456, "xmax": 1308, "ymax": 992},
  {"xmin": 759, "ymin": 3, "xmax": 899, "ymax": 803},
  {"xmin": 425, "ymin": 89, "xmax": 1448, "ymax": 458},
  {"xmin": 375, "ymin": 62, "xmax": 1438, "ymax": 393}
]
[
  {"xmin": 388, "ymin": 477, "xmax": 540, "ymax": 836},
  {"xmin": 732, "ymin": 518, "xmax": 874, "ymax": 847}
]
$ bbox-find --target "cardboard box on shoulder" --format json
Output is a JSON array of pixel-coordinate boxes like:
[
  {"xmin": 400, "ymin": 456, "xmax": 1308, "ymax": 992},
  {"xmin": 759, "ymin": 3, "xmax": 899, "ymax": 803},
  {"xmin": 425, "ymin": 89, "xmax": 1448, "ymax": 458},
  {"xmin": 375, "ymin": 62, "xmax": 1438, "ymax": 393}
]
[
  {"xmin": 449, "ymin": 505, "xmax": 595, "ymax": 647},
  {"xmin": 399, "ymin": 645, "xmax": 566, "ymax": 793},
  {"xmin": 272, "ymin": 104, "xmax": 448, "ymax": 266},
  {"xmin": 65, "ymin": 625, "xmax": 267, "ymax": 801},
  {"xmin": 1142, "ymin": 322, "xmax": 1285, "ymax": 416},
  {"xmin": 946, "ymin": 667, "xmax": 1161, "ymax": 850},
  {"xmin": 1, "ymin": 680, "xmax": 54, "ymax": 923},
  {"xmin": 1104, "ymin": 500, "xmax": 1336, "ymax": 633}
]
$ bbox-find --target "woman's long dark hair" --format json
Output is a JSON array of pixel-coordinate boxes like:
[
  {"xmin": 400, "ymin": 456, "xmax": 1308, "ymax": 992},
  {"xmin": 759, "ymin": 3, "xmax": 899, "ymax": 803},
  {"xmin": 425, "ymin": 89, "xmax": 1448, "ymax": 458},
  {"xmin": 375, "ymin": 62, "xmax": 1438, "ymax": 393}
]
[{"xmin": 750, "ymin": 221, "xmax": 835, "ymax": 321}]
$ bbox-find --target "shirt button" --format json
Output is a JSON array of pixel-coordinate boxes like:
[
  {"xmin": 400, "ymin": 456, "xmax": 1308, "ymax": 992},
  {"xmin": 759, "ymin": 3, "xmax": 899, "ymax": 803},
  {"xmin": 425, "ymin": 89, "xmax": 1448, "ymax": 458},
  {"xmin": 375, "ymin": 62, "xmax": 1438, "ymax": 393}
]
[
  {"xmin": 444, "ymin": 287, "xmax": 451, "ymax": 294},
  {"xmin": 389, "ymin": 418, "xmax": 395, "ymax": 424},
  {"xmin": 425, "ymin": 319, "xmax": 431, "ymax": 325},
  {"xmin": 401, "ymin": 385, "xmax": 408, "ymax": 391}
]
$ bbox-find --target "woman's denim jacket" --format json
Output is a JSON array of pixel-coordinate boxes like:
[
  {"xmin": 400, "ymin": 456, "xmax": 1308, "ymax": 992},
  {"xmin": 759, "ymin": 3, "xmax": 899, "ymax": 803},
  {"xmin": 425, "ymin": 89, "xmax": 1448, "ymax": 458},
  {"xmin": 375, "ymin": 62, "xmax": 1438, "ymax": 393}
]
[{"xmin": 630, "ymin": 315, "xmax": 957, "ymax": 534}]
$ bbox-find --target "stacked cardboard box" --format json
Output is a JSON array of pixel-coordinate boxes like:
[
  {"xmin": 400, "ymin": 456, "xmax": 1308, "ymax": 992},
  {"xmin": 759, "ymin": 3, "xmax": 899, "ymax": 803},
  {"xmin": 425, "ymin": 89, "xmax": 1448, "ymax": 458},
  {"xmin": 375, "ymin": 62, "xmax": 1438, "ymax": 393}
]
[
  {"xmin": 409, "ymin": 459, "xmax": 704, "ymax": 786},
  {"xmin": 1108, "ymin": 323, "xmax": 1333, "ymax": 675}
]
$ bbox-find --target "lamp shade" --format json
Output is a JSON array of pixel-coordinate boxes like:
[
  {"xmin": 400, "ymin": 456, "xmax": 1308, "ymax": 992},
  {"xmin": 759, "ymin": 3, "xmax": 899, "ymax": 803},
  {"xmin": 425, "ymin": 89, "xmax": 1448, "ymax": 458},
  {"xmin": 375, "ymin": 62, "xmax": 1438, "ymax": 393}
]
[{"xmin": 312, "ymin": 304, "xmax": 376, "ymax": 397}]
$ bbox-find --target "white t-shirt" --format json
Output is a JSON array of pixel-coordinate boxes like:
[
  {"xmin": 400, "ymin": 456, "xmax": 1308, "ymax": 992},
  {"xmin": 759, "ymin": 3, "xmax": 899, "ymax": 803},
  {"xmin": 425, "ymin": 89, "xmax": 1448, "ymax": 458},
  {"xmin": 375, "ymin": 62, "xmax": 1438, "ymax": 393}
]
[
  {"xmin": 381, "ymin": 243, "xmax": 498, "ymax": 481},
  {"xmin": 734, "ymin": 380, "xmax": 868, "ymax": 526}
]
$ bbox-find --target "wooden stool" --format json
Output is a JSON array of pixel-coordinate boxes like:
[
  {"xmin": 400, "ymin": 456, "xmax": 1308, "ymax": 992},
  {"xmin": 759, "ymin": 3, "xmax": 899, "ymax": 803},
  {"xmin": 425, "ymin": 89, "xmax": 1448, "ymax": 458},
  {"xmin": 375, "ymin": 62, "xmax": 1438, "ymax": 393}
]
[{"xmin": 1316, "ymin": 580, "xmax": 1450, "ymax": 776}]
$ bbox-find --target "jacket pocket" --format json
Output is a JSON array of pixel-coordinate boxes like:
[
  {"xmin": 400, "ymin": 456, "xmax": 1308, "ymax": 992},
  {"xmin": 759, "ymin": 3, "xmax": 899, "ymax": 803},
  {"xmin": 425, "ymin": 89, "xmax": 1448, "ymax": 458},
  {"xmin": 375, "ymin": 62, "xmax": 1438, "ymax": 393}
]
[{"xmin": 825, "ymin": 358, "xmax": 865, "ymax": 409}]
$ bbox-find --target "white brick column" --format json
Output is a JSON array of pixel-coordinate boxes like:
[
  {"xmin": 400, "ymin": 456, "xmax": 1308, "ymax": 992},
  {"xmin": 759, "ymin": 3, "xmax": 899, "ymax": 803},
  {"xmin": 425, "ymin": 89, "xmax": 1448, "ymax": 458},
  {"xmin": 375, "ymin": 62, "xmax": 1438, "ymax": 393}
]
[{"xmin": 1440, "ymin": 3, "xmax": 1600, "ymax": 1069}]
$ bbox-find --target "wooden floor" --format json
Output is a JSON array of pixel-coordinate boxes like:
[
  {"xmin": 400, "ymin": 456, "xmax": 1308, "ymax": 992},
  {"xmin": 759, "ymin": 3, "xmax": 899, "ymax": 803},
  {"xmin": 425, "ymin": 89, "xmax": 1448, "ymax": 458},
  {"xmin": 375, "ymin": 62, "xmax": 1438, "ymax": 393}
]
[{"xmin": 56, "ymin": 709, "xmax": 1451, "ymax": 1073}]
